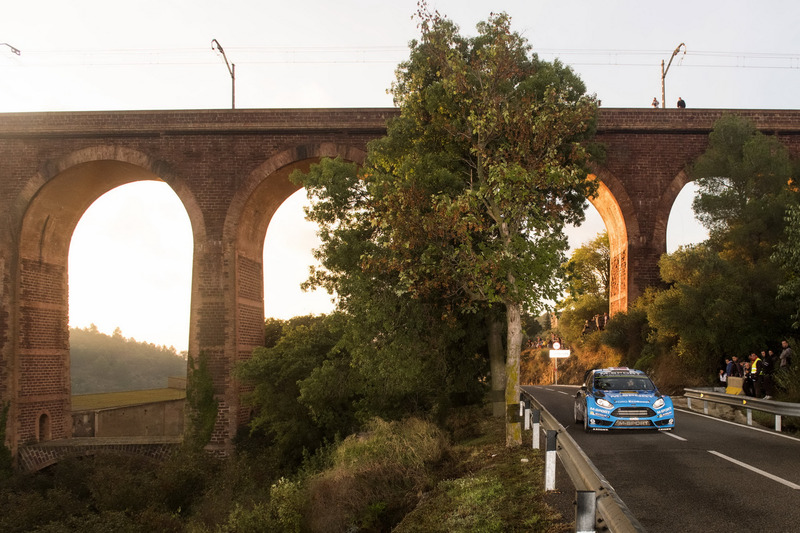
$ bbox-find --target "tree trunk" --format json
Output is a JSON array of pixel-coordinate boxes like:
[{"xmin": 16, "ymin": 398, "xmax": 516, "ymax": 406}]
[
  {"xmin": 504, "ymin": 300, "xmax": 523, "ymax": 446},
  {"xmin": 487, "ymin": 316, "xmax": 506, "ymax": 418}
]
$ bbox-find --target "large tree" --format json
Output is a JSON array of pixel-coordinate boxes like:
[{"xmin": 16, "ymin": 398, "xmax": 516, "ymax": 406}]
[{"xmin": 296, "ymin": 7, "xmax": 597, "ymax": 445}]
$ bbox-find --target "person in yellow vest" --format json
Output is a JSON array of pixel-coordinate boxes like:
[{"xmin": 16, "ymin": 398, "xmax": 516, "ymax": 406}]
[{"xmin": 745, "ymin": 352, "xmax": 763, "ymax": 397}]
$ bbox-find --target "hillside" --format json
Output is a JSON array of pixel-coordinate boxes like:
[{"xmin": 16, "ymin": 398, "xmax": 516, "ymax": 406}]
[{"xmin": 70, "ymin": 325, "xmax": 187, "ymax": 395}]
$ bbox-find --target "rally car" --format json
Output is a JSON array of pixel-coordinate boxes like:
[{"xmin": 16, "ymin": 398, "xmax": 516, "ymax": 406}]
[{"xmin": 574, "ymin": 367, "xmax": 675, "ymax": 432}]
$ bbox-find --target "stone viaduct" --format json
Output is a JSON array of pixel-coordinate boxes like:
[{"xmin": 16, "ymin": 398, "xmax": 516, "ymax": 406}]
[{"xmin": 2, "ymin": 108, "xmax": 799, "ymax": 465}]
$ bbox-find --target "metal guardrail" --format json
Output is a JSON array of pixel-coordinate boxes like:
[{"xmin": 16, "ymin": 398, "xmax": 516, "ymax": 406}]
[
  {"xmin": 520, "ymin": 389, "xmax": 646, "ymax": 533},
  {"xmin": 683, "ymin": 388, "xmax": 800, "ymax": 431}
]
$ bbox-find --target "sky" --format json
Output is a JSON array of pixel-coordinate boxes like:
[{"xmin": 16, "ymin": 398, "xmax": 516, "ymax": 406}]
[{"xmin": 3, "ymin": 0, "xmax": 799, "ymax": 352}]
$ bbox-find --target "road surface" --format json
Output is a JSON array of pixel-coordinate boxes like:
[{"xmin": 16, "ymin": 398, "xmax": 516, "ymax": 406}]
[{"xmin": 524, "ymin": 385, "xmax": 800, "ymax": 532}]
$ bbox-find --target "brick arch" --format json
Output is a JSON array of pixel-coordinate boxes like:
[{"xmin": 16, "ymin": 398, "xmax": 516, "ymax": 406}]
[
  {"xmin": 12, "ymin": 146, "xmax": 201, "ymax": 452},
  {"xmin": 587, "ymin": 168, "xmax": 638, "ymax": 315},
  {"xmin": 208, "ymin": 143, "xmax": 367, "ymax": 446},
  {"xmin": 17, "ymin": 441, "xmax": 178, "ymax": 473}
]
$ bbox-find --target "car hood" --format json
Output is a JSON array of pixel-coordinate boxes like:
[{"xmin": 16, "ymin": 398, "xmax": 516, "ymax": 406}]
[{"xmin": 600, "ymin": 391, "xmax": 659, "ymax": 405}]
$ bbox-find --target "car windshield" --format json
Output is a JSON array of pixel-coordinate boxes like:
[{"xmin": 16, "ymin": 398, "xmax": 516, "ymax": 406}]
[{"xmin": 594, "ymin": 376, "xmax": 655, "ymax": 391}]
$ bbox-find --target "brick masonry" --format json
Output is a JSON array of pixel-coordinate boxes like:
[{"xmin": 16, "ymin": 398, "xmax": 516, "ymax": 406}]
[
  {"xmin": 2, "ymin": 107, "xmax": 800, "ymax": 462},
  {"xmin": 17, "ymin": 437, "xmax": 181, "ymax": 472}
]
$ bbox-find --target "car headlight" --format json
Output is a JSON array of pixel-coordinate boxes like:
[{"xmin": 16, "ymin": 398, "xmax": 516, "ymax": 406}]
[
  {"xmin": 653, "ymin": 398, "xmax": 665, "ymax": 409},
  {"xmin": 595, "ymin": 398, "xmax": 613, "ymax": 409}
]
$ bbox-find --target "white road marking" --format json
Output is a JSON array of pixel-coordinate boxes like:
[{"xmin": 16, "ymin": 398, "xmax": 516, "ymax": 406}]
[
  {"xmin": 556, "ymin": 391, "xmax": 570, "ymax": 395},
  {"xmin": 676, "ymin": 408, "xmax": 800, "ymax": 443},
  {"xmin": 708, "ymin": 450, "xmax": 800, "ymax": 490},
  {"xmin": 664, "ymin": 432, "xmax": 687, "ymax": 441}
]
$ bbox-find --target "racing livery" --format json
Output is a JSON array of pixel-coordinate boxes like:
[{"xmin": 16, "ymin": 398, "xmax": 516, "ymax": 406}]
[{"xmin": 574, "ymin": 367, "xmax": 675, "ymax": 432}]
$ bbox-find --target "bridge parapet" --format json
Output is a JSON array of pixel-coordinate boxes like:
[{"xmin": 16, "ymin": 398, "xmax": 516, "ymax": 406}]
[{"xmin": 17, "ymin": 436, "xmax": 182, "ymax": 473}]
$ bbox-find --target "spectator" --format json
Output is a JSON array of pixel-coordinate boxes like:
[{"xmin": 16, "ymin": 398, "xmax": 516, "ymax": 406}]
[
  {"xmin": 718, "ymin": 368, "xmax": 727, "ymax": 386},
  {"xmin": 652, "ymin": 97, "xmax": 659, "ymax": 108},
  {"xmin": 729, "ymin": 355, "xmax": 743, "ymax": 377},
  {"xmin": 724, "ymin": 357, "xmax": 735, "ymax": 379},
  {"xmin": 762, "ymin": 349, "xmax": 777, "ymax": 399},
  {"xmin": 677, "ymin": 97, "xmax": 686, "ymax": 108},
  {"xmin": 744, "ymin": 352, "xmax": 763, "ymax": 397},
  {"xmin": 780, "ymin": 340, "xmax": 794, "ymax": 369}
]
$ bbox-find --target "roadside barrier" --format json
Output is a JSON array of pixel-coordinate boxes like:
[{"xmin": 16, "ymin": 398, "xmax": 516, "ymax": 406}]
[
  {"xmin": 519, "ymin": 392, "xmax": 646, "ymax": 533},
  {"xmin": 684, "ymin": 387, "xmax": 800, "ymax": 431}
]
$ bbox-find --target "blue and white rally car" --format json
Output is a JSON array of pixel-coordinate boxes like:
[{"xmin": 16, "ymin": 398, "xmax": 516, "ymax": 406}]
[{"xmin": 574, "ymin": 367, "xmax": 675, "ymax": 432}]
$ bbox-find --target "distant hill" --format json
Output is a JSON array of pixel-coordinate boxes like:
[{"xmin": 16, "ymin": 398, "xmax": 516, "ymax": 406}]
[{"xmin": 70, "ymin": 325, "xmax": 187, "ymax": 395}]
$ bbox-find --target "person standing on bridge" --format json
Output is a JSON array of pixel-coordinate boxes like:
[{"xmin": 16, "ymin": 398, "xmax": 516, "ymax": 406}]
[
  {"xmin": 677, "ymin": 97, "xmax": 686, "ymax": 108},
  {"xmin": 652, "ymin": 97, "xmax": 659, "ymax": 108}
]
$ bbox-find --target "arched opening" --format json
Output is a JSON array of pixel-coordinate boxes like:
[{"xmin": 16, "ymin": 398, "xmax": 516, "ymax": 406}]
[
  {"xmin": 37, "ymin": 413, "xmax": 50, "ymax": 442},
  {"xmin": 68, "ymin": 181, "xmax": 191, "ymax": 395},
  {"xmin": 16, "ymin": 158, "xmax": 196, "ymax": 444},
  {"xmin": 666, "ymin": 182, "xmax": 708, "ymax": 252},
  {"xmin": 263, "ymin": 189, "xmax": 335, "ymax": 320}
]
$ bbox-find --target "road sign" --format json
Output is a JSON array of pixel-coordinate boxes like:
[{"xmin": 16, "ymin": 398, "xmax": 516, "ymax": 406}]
[{"xmin": 549, "ymin": 350, "xmax": 571, "ymax": 358}]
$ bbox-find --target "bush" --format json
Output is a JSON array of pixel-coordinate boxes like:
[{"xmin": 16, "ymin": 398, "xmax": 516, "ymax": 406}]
[{"xmin": 306, "ymin": 417, "xmax": 448, "ymax": 532}]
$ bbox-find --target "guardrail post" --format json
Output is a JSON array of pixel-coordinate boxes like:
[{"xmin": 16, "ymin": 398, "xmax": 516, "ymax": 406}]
[
  {"xmin": 575, "ymin": 490, "xmax": 596, "ymax": 533},
  {"xmin": 703, "ymin": 400, "xmax": 709, "ymax": 415},
  {"xmin": 531, "ymin": 409, "xmax": 541, "ymax": 449},
  {"xmin": 545, "ymin": 430, "xmax": 557, "ymax": 491},
  {"xmin": 524, "ymin": 404, "xmax": 532, "ymax": 430},
  {"xmin": 776, "ymin": 414, "xmax": 782, "ymax": 432},
  {"xmin": 687, "ymin": 397, "xmax": 692, "ymax": 409},
  {"xmin": 746, "ymin": 408, "xmax": 752, "ymax": 426},
  {"xmin": 519, "ymin": 400, "xmax": 525, "ymax": 418}
]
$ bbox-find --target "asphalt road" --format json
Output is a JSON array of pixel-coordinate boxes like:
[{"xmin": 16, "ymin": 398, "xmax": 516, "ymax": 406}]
[{"xmin": 523, "ymin": 385, "xmax": 800, "ymax": 533}]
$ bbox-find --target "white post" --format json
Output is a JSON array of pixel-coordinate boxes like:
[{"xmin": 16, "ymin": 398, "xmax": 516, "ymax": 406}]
[
  {"xmin": 545, "ymin": 430, "xmax": 557, "ymax": 491},
  {"xmin": 576, "ymin": 490, "xmax": 597, "ymax": 533},
  {"xmin": 532, "ymin": 410, "xmax": 541, "ymax": 449}
]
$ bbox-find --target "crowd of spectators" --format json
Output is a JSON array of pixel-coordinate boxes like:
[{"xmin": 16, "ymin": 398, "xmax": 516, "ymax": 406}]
[
  {"xmin": 581, "ymin": 312, "xmax": 610, "ymax": 335},
  {"xmin": 719, "ymin": 340, "xmax": 794, "ymax": 399},
  {"xmin": 525, "ymin": 333, "xmax": 563, "ymax": 350}
]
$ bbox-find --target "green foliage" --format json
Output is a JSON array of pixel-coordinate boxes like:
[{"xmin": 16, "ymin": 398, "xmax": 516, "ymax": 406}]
[
  {"xmin": 563, "ymin": 232, "xmax": 610, "ymax": 300},
  {"xmin": 600, "ymin": 306, "xmax": 651, "ymax": 368},
  {"xmin": 559, "ymin": 294, "xmax": 608, "ymax": 343},
  {"xmin": 692, "ymin": 114, "xmax": 795, "ymax": 258},
  {"xmin": 236, "ymin": 314, "xmax": 356, "ymax": 471},
  {"xmin": 185, "ymin": 351, "xmax": 218, "ymax": 450},
  {"xmin": 215, "ymin": 477, "xmax": 305, "ymax": 533},
  {"xmin": 70, "ymin": 325, "xmax": 186, "ymax": 394},
  {"xmin": 393, "ymin": 408, "xmax": 569, "ymax": 533},
  {"xmin": 774, "ymin": 363, "xmax": 800, "ymax": 403},
  {"xmin": 773, "ymin": 204, "xmax": 800, "ymax": 327},
  {"xmin": 306, "ymin": 417, "xmax": 449, "ymax": 532},
  {"xmin": 293, "ymin": 7, "xmax": 597, "ymax": 446}
]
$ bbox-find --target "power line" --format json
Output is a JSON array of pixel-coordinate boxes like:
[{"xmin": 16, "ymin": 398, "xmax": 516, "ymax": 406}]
[{"xmin": 3, "ymin": 46, "xmax": 800, "ymax": 70}]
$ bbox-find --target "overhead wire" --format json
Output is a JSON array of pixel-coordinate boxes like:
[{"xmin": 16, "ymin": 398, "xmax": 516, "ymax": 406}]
[{"xmin": 2, "ymin": 46, "xmax": 799, "ymax": 69}]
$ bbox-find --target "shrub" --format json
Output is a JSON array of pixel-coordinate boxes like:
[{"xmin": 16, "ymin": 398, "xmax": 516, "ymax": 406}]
[{"xmin": 306, "ymin": 417, "xmax": 448, "ymax": 532}]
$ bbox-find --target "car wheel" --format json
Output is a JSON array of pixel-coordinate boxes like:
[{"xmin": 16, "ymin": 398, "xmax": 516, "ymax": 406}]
[{"xmin": 574, "ymin": 401, "xmax": 583, "ymax": 423}]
